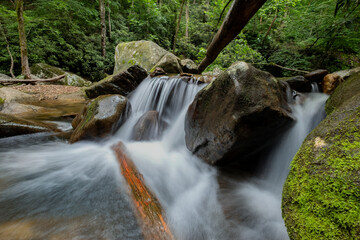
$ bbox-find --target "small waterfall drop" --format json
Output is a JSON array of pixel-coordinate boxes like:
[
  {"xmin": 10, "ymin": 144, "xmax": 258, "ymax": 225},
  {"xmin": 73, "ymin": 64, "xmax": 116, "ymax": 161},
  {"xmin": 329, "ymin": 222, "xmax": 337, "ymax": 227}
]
[{"xmin": 0, "ymin": 75, "xmax": 328, "ymax": 240}]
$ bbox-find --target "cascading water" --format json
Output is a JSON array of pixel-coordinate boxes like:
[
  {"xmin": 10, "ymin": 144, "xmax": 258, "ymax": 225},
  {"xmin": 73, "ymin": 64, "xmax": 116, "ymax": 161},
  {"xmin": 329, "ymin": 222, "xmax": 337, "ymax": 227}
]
[{"xmin": 0, "ymin": 76, "xmax": 328, "ymax": 240}]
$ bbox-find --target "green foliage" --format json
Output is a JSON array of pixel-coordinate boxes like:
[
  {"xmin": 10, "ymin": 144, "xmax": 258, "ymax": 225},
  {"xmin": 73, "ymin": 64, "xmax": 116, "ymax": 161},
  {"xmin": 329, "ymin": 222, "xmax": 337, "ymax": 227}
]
[{"xmin": 0, "ymin": 97, "xmax": 5, "ymax": 105}]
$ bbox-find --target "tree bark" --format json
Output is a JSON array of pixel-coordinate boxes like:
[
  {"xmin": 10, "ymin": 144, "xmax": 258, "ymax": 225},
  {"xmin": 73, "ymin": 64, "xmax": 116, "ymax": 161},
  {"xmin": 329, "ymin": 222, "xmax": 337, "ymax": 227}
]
[
  {"xmin": 0, "ymin": 21, "xmax": 15, "ymax": 78},
  {"xmin": 112, "ymin": 142, "xmax": 174, "ymax": 240},
  {"xmin": 172, "ymin": 0, "xmax": 186, "ymax": 53},
  {"xmin": 107, "ymin": 0, "xmax": 111, "ymax": 40},
  {"xmin": 99, "ymin": 0, "xmax": 106, "ymax": 57},
  {"xmin": 185, "ymin": 0, "xmax": 189, "ymax": 42},
  {"xmin": 261, "ymin": 9, "xmax": 278, "ymax": 47},
  {"xmin": 15, "ymin": 0, "xmax": 31, "ymax": 79},
  {"xmin": 198, "ymin": 0, "xmax": 268, "ymax": 73}
]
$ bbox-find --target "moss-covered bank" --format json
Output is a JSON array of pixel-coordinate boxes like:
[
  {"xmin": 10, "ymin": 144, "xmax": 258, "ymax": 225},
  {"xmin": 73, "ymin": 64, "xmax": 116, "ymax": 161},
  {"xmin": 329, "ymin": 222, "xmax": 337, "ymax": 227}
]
[{"xmin": 282, "ymin": 72, "xmax": 360, "ymax": 239}]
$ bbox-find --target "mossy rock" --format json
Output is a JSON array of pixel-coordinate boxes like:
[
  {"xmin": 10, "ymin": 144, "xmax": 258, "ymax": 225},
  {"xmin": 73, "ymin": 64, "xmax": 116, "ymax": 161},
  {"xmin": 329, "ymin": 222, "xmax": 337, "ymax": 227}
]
[
  {"xmin": 0, "ymin": 113, "xmax": 57, "ymax": 138},
  {"xmin": 31, "ymin": 63, "xmax": 92, "ymax": 87},
  {"xmin": 325, "ymin": 71, "xmax": 360, "ymax": 115},
  {"xmin": 70, "ymin": 94, "xmax": 131, "ymax": 143},
  {"xmin": 151, "ymin": 52, "xmax": 182, "ymax": 73},
  {"xmin": 282, "ymin": 89, "xmax": 360, "ymax": 239},
  {"xmin": 85, "ymin": 65, "xmax": 148, "ymax": 99},
  {"xmin": 114, "ymin": 40, "xmax": 168, "ymax": 74}
]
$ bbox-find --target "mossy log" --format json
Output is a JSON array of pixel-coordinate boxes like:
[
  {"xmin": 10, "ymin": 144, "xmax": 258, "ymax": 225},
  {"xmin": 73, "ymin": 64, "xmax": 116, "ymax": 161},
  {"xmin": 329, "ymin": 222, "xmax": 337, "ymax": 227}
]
[{"xmin": 112, "ymin": 142, "xmax": 174, "ymax": 240}]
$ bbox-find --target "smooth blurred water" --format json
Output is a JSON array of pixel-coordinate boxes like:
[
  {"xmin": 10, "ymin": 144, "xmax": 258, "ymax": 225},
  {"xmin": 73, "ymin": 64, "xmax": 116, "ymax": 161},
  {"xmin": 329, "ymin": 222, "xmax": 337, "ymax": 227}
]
[{"xmin": 0, "ymin": 76, "xmax": 328, "ymax": 240}]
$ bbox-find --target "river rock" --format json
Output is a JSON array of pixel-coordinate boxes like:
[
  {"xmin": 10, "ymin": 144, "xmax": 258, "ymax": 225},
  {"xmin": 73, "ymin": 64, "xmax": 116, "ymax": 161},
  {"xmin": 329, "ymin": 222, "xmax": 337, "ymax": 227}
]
[
  {"xmin": 150, "ymin": 67, "xmax": 167, "ymax": 77},
  {"xmin": 153, "ymin": 52, "xmax": 182, "ymax": 73},
  {"xmin": 185, "ymin": 62, "xmax": 293, "ymax": 166},
  {"xmin": 114, "ymin": 40, "xmax": 168, "ymax": 74},
  {"xmin": 322, "ymin": 73, "xmax": 344, "ymax": 95},
  {"xmin": 282, "ymin": 71, "xmax": 360, "ymax": 240},
  {"xmin": 180, "ymin": 59, "xmax": 198, "ymax": 73},
  {"xmin": 282, "ymin": 76, "xmax": 312, "ymax": 92},
  {"xmin": 333, "ymin": 66, "xmax": 360, "ymax": 79},
  {"xmin": 85, "ymin": 65, "xmax": 148, "ymax": 99},
  {"xmin": 31, "ymin": 63, "xmax": 92, "ymax": 87},
  {"xmin": 70, "ymin": 94, "xmax": 131, "ymax": 143},
  {"xmin": 304, "ymin": 69, "xmax": 328, "ymax": 83},
  {"xmin": 132, "ymin": 111, "xmax": 162, "ymax": 141},
  {"xmin": 0, "ymin": 73, "xmax": 10, "ymax": 80},
  {"xmin": 0, "ymin": 113, "xmax": 55, "ymax": 138}
]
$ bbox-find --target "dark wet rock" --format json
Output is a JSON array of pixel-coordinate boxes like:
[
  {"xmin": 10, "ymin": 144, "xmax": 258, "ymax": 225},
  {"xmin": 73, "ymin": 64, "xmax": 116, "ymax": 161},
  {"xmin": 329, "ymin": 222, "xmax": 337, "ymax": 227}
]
[
  {"xmin": 185, "ymin": 62, "xmax": 293, "ymax": 166},
  {"xmin": 30, "ymin": 63, "xmax": 92, "ymax": 87},
  {"xmin": 180, "ymin": 59, "xmax": 198, "ymax": 74},
  {"xmin": 85, "ymin": 65, "xmax": 148, "ymax": 99},
  {"xmin": 282, "ymin": 74, "xmax": 360, "ymax": 240},
  {"xmin": 0, "ymin": 113, "xmax": 56, "ymax": 138},
  {"xmin": 70, "ymin": 94, "xmax": 131, "ymax": 143},
  {"xmin": 150, "ymin": 67, "xmax": 167, "ymax": 78},
  {"xmin": 153, "ymin": 52, "xmax": 182, "ymax": 73},
  {"xmin": 132, "ymin": 111, "xmax": 162, "ymax": 141},
  {"xmin": 322, "ymin": 73, "xmax": 344, "ymax": 95},
  {"xmin": 304, "ymin": 69, "xmax": 328, "ymax": 83},
  {"xmin": 282, "ymin": 76, "xmax": 312, "ymax": 92}
]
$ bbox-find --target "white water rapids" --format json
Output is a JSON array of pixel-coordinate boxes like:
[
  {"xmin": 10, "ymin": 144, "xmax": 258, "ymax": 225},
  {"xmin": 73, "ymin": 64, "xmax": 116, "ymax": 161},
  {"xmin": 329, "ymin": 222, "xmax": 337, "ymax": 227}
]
[{"xmin": 0, "ymin": 76, "xmax": 327, "ymax": 240}]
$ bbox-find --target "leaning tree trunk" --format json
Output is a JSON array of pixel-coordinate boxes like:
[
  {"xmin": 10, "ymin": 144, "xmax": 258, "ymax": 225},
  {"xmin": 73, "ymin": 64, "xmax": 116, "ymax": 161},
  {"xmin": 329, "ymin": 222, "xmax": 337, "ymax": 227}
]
[
  {"xmin": 99, "ymin": 0, "xmax": 106, "ymax": 57},
  {"xmin": 197, "ymin": 0, "xmax": 267, "ymax": 73},
  {"xmin": 15, "ymin": 0, "xmax": 31, "ymax": 79}
]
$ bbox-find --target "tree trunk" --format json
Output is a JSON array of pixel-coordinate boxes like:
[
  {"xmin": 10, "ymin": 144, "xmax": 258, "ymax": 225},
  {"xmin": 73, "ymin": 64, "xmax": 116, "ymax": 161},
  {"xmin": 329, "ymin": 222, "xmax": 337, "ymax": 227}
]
[
  {"xmin": 112, "ymin": 142, "xmax": 174, "ymax": 240},
  {"xmin": 0, "ymin": 21, "xmax": 15, "ymax": 78},
  {"xmin": 107, "ymin": 0, "xmax": 111, "ymax": 40},
  {"xmin": 99, "ymin": 0, "xmax": 106, "ymax": 57},
  {"xmin": 15, "ymin": 0, "xmax": 31, "ymax": 79},
  {"xmin": 261, "ymin": 9, "xmax": 278, "ymax": 48},
  {"xmin": 185, "ymin": 0, "xmax": 189, "ymax": 42},
  {"xmin": 172, "ymin": 0, "xmax": 186, "ymax": 53},
  {"xmin": 198, "ymin": 0, "xmax": 267, "ymax": 73}
]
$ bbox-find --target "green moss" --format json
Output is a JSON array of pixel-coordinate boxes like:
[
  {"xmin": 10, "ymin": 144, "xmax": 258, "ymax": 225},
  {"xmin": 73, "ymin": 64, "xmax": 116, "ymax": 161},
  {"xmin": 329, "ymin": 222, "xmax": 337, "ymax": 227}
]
[
  {"xmin": 0, "ymin": 97, "xmax": 5, "ymax": 105},
  {"xmin": 283, "ymin": 99, "xmax": 360, "ymax": 240}
]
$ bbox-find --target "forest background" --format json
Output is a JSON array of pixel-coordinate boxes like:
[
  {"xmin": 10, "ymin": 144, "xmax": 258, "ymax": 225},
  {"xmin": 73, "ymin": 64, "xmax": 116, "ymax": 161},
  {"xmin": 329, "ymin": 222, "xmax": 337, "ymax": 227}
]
[{"xmin": 0, "ymin": 0, "xmax": 359, "ymax": 81}]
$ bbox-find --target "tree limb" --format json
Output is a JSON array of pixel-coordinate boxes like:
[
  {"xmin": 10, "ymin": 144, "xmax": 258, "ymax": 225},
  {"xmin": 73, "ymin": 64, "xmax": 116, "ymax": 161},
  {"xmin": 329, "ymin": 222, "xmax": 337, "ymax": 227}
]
[
  {"xmin": 0, "ymin": 74, "xmax": 66, "ymax": 83},
  {"xmin": 0, "ymin": 21, "xmax": 15, "ymax": 78}
]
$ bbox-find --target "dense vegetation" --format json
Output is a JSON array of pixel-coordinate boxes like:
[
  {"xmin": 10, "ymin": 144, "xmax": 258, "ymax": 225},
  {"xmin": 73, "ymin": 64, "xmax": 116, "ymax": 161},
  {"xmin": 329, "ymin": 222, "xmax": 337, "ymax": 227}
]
[{"xmin": 0, "ymin": 0, "xmax": 359, "ymax": 81}]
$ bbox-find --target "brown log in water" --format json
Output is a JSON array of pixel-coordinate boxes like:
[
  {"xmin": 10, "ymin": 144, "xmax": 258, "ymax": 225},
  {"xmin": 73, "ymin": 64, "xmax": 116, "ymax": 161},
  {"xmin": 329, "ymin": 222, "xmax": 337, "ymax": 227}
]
[{"xmin": 112, "ymin": 142, "xmax": 174, "ymax": 240}]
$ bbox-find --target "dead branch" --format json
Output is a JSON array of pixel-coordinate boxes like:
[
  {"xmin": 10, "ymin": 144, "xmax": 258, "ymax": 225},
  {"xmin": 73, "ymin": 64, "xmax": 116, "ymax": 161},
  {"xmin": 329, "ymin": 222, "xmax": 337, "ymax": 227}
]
[
  {"xmin": 0, "ymin": 74, "xmax": 66, "ymax": 83},
  {"xmin": 112, "ymin": 142, "xmax": 174, "ymax": 240}
]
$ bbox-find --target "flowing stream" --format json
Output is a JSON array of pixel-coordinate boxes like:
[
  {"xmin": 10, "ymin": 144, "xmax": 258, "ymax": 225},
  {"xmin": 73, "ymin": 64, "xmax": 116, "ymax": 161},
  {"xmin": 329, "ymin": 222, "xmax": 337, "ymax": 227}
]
[{"xmin": 0, "ymin": 76, "xmax": 327, "ymax": 240}]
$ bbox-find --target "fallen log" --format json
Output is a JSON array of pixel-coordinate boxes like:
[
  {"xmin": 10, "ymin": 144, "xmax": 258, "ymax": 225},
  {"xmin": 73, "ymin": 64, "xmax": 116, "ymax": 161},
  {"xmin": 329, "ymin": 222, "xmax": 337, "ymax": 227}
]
[
  {"xmin": 112, "ymin": 142, "xmax": 174, "ymax": 240},
  {"xmin": 0, "ymin": 74, "xmax": 66, "ymax": 83}
]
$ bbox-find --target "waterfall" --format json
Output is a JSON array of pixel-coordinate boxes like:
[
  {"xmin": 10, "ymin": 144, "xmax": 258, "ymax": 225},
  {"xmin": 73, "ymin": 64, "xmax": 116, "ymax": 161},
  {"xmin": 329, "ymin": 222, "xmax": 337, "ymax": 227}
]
[{"xmin": 0, "ymin": 75, "xmax": 328, "ymax": 240}]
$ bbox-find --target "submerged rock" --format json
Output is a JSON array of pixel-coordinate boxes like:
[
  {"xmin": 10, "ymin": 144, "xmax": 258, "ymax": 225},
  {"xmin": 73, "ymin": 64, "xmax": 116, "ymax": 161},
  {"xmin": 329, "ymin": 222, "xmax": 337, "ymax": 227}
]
[
  {"xmin": 185, "ymin": 62, "xmax": 293, "ymax": 166},
  {"xmin": 132, "ymin": 111, "xmax": 163, "ymax": 141},
  {"xmin": 31, "ymin": 63, "xmax": 92, "ymax": 87},
  {"xmin": 70, "ymin": 94, "xmax": 131, "ymax": 143},
  {"xmin": 85, "ymin": 65, "xmax": 148, "ymax": 99},
  {"xmin": 114, "ymin": 40, "xmax": 168, "ymax": 74},
  {"xmin": 282, "ymin": 72, "xmax": 360, "ymax": 240},
  {"xmin": 0, "ymin": 113, "xmax": 56, "ymax": 138}
]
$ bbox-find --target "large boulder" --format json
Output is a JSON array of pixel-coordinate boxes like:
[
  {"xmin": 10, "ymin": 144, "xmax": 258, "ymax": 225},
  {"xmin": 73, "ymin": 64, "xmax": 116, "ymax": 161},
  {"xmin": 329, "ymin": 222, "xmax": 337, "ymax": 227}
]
[
  {"xmin": 180, "ymin": 59, "xmax": 198, "ymax": 74},
  {"xmin": 282, "ymin": 72, "xmax": 360, "ymax": 240},
  {"xmin": 333, "ymin": 66, "xmax": 360, "ymax": 79},
  {"xmin": 114, "ymin": 40, "xmax": 168, "ymax": 74},
  {"xmin": 85, "ymin": 65, "xmax": 148, "ymax": 99},
  {"xmin": 322, "ymin": 73, "xmax": 344, "ymax": 95},
  {"xmin": 185, "ymin": 62, "xmax": 293, "ymax": 166},
  {"xmin": 304, "ymin": 69, "xmax": 329, "ymax": 83},
  {"xmin": 0, "ymin": 73, "xmax": 10, "ymax": 80},
  {"xmin": 70, "ymin": 94, "xmax": 130, "ymax": 143},
  {"xmin": 31, "ymin": 63, "xmax": 92, "ymax": 87},
  {"xmin": 0, "ymin": 113, "xmax": 56, "ymax": 138}
]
